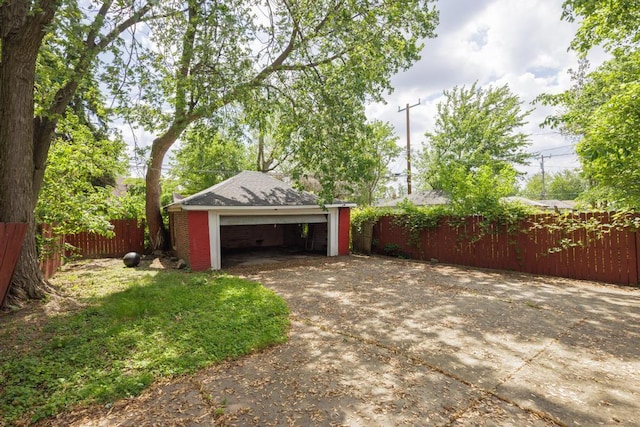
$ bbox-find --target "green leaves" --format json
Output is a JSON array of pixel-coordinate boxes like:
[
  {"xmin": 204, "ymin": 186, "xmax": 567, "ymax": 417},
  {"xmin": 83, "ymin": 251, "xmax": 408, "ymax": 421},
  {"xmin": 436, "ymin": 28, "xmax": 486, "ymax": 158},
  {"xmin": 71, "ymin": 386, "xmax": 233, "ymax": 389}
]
[
  {"xmin": 169, "ymin": 120, "xmax": 249, "ymax": 196},
  {"xmin": 35, "ymin": 108, "xmax": 128, "ymax": 235},
  {"xmin": 539, "ymin": 50, "xmax": 640, "ymax": 208},
  {"xmin": 345, "ymin": 120, "xmax": 402, "ymax": 206},
  {"xmin": 441, "ymin": 163, "xmax": 519, "ymax": 217},
  {"xmin": 521, "ymin": 169, "xmax": 587, "ymax": 200},
  {"xmin": 418, "ymin": 81, "xmax": 532, "ymax": 193},
  {"xmin": 562, "ymin": 0, "xmax": 640, "ymax": 53}
]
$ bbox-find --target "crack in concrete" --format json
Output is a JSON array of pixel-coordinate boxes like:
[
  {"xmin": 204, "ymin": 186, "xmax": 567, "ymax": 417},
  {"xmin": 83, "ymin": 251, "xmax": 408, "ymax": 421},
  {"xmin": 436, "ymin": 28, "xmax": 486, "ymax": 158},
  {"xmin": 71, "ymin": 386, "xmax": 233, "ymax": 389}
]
[{"xmin": 292, "ymin": 313, "xmax": 570, "ymax": 426}]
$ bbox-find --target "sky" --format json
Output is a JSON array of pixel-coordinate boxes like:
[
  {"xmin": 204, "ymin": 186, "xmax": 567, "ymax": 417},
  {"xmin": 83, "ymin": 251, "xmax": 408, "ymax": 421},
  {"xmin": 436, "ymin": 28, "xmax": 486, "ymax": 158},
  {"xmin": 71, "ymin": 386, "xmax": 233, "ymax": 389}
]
[{"xmin": 366, "ymin": 0, "xmax": 608, "ymax": 190}]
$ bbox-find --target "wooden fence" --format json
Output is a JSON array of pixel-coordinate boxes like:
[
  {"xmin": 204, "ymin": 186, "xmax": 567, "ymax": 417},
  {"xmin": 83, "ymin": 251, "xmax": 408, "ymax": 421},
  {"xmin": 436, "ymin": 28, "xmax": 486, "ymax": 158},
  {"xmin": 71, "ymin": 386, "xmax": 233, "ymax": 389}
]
[
  {"xmin": 370, "ymin": 212, "xmax": 640, "ymax": 286},
  {"xmin": 39, "ymin": 224, "xmax": 65, "ymax": 280},
  {"xmin": 38, "ymin": 219, "xmax": 145, "ymax": 279},
  {"xmin": 64, "ymin": 219, "xmax": 145, "ymax": 259},
  {"xmin": 1, "ymin": 222, "xmax": 28, "ymax": 305}
]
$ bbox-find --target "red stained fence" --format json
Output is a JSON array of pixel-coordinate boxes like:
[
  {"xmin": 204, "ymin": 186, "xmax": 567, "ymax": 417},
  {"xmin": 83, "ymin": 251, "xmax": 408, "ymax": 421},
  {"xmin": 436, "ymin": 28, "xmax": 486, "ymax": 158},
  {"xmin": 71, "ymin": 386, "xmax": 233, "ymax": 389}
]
[
  {"xmin": 38, "ymin": 219, "xmax": 145, "ymax": 279},
  {"xmin": 1, "ymin": 223, "xmax": 28, "ymax": 305},
  {"xmin": 64, "ymin": 219, "xmax": 145, "ymax": 259},
  {"xmin": 2, "ymin": 220, "xmax": 144, "ymax": 293},
  {"xmin": 371, "ymin": 212, "xmax": 640, "ymax": 287},
  {"xmin": 39, "ymin": 224, "xmax": 65, "ymax": 280}
]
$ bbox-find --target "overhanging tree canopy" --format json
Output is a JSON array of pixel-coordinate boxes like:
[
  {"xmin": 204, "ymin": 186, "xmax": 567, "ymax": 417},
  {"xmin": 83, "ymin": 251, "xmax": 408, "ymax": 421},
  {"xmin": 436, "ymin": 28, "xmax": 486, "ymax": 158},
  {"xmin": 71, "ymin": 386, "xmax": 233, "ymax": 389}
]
[
  {"xmin": 1, "ymin": 0, "xmax": 440, "ymax": 305},
  {"xmin": 108, "ymin": 0, "xmax": 440, "ymax": 249}
]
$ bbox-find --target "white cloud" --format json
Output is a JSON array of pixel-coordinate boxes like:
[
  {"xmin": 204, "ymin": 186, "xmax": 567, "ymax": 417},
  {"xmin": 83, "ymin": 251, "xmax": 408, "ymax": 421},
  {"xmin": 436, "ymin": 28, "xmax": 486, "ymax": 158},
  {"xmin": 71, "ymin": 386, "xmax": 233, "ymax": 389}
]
[{"xmin": 367, "ymin": 0, "xmax": 608, "ymax": 184}]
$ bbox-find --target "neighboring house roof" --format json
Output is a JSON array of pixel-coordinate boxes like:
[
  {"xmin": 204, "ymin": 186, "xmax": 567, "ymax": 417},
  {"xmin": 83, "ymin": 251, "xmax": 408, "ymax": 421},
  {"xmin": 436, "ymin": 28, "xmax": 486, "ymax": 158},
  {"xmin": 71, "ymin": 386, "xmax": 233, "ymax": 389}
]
[
  {"xmin": 376, "ymin": 193, "xmax": 577, "ymax": 211},
  {"xmin": 113, "ymin": 177, "xmax": 128, "ymax": 198},
  {"xmin": 502, "ymin": 196, "xmax": 548, "ymax": 207},
  {"xmin": 537, "ymin": 199, "xmax": 578, "ymax": 210},
  {"xmin": 502, "ymin": 197, "xmax": 578, "ymax": 210},
  {"xmin": 172, "ymin": 192, "xmax": 185, "ymax": 203},
  {"xmin": 169, "ymin": 170, "xmax": 352, "ymax": 208},
  {"xmin": 376, "ymin": 190, "xmax": 449, "ymax": 208}
]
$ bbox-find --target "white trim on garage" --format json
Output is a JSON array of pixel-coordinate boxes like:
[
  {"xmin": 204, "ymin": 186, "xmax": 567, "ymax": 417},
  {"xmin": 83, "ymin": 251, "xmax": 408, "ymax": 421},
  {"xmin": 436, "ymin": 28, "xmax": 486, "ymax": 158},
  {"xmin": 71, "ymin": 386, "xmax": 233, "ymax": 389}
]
[
  {"xmin": 171, "ymin": 203, "xmax": 355, "ymax": 212},
  {"xmin": 205, "ymin": 207, "xmax": 341, "ymax": 270},
  {"xmin": 327, "ymin": 208, "xmax": 338, "ymax": 256},
  {"xmin": 208, "ymin": 211, "xmax": 221, "ymax": 270},
  {"xmin": 220, "ymin": 214, "xmax": 327, "ymax": 226}
]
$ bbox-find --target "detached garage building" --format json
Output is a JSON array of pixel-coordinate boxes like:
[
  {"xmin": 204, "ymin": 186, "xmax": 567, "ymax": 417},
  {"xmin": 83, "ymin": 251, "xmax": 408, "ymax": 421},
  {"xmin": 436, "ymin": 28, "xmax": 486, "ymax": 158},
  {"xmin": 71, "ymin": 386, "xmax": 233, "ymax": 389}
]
[{"xmin": 167, "ymin": 171, "xmax": 354, "ymax": 270}]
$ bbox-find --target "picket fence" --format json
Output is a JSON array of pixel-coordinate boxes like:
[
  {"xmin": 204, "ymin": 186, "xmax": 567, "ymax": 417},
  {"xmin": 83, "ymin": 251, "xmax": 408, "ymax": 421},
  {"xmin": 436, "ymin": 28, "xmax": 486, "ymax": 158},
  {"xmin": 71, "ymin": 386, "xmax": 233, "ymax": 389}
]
[{"xmin": 370, "ymin": 212, "xmax": 640, "ymax": 286}]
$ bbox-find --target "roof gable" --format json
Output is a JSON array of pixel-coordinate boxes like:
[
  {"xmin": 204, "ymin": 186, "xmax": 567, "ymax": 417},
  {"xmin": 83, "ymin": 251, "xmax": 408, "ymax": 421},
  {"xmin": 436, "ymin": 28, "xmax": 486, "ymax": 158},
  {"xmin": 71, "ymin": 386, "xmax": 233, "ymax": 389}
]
[{"xmin": 175, "ymin": 171, "xmax": 324, "ymax": 207}]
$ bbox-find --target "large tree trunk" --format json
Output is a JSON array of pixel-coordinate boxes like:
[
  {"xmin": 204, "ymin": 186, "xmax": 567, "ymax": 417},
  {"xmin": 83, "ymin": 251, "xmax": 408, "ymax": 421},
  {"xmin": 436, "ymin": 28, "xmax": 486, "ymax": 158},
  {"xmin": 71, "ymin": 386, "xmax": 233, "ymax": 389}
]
[
  {"xmin": 7, "ymin": 221, "xmax": 54, "ymax": 305},
  {"xmin": 0, "ymin": 1, "xmax": 57, "ymax": 306},
  {"xmin": 146, "ymin": 126, "xmax": 185, "ymax": 250}
]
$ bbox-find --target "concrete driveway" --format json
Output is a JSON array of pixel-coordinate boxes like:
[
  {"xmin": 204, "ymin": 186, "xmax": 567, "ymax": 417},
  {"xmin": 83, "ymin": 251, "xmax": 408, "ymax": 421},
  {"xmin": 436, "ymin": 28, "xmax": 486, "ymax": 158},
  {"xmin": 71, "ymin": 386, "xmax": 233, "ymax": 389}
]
[{"xmin": 58, "ymin": 256, "xmax": 640, "ymax": 426}]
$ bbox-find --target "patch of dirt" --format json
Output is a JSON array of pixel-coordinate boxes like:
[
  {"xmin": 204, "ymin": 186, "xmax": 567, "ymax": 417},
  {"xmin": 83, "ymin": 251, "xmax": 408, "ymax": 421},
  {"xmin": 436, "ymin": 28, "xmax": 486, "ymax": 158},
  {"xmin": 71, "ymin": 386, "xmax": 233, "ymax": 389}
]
[{"xmin": 60, "ymin": 258, "xmax": 123, "ymax": 272}]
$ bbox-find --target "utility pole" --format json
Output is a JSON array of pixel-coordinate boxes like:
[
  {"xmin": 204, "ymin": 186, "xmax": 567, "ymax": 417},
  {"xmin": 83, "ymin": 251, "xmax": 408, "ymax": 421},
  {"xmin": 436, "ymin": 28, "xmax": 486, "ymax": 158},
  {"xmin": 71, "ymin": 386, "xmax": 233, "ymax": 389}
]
[
  {"xmin": 540, "ymin": 154, "xmax": 548, "ymax": 199},
  {"xmin": 398, "ymin": 99, "xmax": 420, "ymax": 194}
]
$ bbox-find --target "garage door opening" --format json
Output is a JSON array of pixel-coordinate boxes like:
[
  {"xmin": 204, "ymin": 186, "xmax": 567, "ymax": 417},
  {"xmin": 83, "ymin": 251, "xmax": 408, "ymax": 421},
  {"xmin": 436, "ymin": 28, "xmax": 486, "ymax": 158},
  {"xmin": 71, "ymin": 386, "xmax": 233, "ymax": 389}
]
[{"xmin": 221, "ymin": 221, "xmax": 328, "ymax": 268}]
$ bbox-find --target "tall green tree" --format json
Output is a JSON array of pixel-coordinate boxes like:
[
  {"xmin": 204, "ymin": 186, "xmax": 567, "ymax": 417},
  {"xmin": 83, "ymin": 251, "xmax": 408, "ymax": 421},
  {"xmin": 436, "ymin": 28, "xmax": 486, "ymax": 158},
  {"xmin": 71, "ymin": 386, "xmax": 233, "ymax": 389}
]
[
  {"xmin": 169, "ymin": 121, "xmax": 249, "ymax": 196},
  {"xmin": 36, "ymin": 47, "xmax": 130, "ymax": 234},
  {"xmin": 112, "ymin": 0, "xmax": 439, "ymax": 249},
  {"xmin": 344, "ymin": 120, "xmax": 401, "ymax": 206},
  {"xmin": 562, "ymin": 0, "xmax": 640, "ymax": 53},
  {"xmin": 442, "ymin": 163, "xmax": 518, "ymax": 216},
  {"xmin": 538, "ymin": 51, "xmax": 640, "ymax": 207},
  {"xmin": 547, "ymin": 1, "xmax": 640, "ymax": 207},
  {"xmin": 36, "ymin": 108, "xmax": 128, "ymax": 234},
  {"xmin": 240, "ymin": 90, "xmax": 298, "ymax": 174},
  {"xmin": 0, "ymin": 1, "xmax": 155, "ymax": 305},
  {"xmin": 1, "ymin": 0, "xmax": 58, "ymax": 304},
  {"xmin": 418, "ymin": 82, "xmax": 532, "ymax": 191},
  {"xmin": 521, "ymin": 169, "xmax": 587, "ymax": 200},
  {"xmin": 548, "ymin": 169, "xmax": 588, "ymax": 200}
]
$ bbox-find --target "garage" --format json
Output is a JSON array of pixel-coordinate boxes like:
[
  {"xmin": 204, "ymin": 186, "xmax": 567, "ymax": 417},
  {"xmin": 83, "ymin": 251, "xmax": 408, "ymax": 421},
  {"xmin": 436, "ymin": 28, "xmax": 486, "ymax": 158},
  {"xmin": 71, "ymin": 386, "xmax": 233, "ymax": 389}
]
[{"xmin": 167, "ymin": 171, "xmax": 354, "ymax": 270}]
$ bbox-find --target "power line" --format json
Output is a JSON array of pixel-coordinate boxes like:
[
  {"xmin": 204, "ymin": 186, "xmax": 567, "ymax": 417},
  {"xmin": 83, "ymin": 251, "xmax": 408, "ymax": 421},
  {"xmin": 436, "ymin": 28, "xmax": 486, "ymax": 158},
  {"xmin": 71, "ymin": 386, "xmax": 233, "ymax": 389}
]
[
  {"xmin": 530, "ymin": 131, "xmax": 562, "ymax": 136},
  {"xmin": 536, "ymin": 144, "xmax": 574, "ymax": 152},
  {"xmin": 543, "ymin": 152, "xmax": 576, "ymax": 158},
  {"xmin": 528, "ymin": 151, "xmax": 576, "ymax": 158}
]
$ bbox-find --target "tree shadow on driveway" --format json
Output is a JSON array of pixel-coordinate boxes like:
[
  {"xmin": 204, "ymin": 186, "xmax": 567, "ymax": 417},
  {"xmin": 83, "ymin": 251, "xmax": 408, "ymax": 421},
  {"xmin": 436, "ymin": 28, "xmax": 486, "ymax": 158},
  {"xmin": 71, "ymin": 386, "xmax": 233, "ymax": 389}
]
[
  {"xmin": 40, "ymin": 255, "xmax": 640, "ymax": 426},
  {"xmin": 238, "ymin": 255, "xmax": 640, "ymax": 426}
]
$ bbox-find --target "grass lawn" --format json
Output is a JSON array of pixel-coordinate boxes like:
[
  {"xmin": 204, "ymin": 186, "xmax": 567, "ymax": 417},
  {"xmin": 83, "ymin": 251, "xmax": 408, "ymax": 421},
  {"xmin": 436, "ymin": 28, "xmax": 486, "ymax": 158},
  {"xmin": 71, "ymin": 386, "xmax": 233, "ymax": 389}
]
[{"xmin": 0, "ymin": 259, "xmax": 289, "ymax": 425}]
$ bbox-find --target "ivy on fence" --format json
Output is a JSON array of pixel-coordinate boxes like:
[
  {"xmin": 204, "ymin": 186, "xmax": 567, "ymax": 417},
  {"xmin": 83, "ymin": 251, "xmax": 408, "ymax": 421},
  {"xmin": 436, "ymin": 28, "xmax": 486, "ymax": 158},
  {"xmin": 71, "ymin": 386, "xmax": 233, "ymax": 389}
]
[{"xmin": 351, "ymin": 202, "xmax": 640, "ymax": 286}]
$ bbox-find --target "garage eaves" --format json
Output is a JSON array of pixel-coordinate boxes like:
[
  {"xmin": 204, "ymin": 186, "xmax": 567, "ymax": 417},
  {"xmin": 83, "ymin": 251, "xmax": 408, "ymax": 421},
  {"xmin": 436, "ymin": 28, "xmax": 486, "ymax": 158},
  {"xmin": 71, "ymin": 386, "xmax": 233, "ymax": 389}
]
[{"xmin": 166, "ymin": 171, "xmax": 356, "ymax": 212}]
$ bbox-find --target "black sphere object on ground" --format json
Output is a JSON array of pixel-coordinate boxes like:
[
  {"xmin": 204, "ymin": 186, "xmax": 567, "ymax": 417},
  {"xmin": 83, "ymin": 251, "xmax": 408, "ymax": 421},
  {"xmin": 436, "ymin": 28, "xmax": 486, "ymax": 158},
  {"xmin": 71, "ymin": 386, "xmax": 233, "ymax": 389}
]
[{"xmin": 123, "ymin": 252, "xmax": 141, "ymax": 267}]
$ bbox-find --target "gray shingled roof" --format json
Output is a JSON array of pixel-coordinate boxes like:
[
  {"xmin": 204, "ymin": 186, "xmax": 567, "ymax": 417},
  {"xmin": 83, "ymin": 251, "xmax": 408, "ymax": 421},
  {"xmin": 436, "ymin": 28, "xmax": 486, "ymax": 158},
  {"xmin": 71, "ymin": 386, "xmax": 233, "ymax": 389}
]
[
  {"xmin": 174, "ymin": 171, "xmax": 327, "ymax": 207},
  {"xmin": 376, "ymin": 190, "xmax": 450, "ymax": 207}
]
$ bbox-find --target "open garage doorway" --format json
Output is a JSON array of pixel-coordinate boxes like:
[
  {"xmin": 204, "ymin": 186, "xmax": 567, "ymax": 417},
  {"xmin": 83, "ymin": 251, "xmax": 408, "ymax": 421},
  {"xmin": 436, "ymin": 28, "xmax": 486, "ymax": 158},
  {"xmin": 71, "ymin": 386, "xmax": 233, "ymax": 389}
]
[{"xmin": 220, "ymin": 221, "xmax": 328, "ymax": 268}]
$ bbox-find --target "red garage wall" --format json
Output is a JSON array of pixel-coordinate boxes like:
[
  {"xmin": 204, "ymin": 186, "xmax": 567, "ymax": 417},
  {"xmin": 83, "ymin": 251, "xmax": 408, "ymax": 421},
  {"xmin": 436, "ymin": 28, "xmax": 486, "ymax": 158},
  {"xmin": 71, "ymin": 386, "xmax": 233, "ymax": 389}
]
[
  {"xmin": 170, "ymin": 211, "xmax": 191, "ymax": 264},
  {"xmin": 188, "ymin": 211, "xmax": 211, "ymax": 271},
  {"xmin": 338, "ymin": 207, "xmax": 351, "ymax": 256}
]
